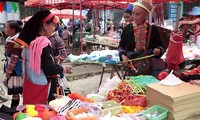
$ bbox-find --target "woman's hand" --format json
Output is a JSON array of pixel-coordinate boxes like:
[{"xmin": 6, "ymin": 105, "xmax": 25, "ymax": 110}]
[
  {"xmin": 62, "ymin": 65, "xmax": 73, "ymax": 74},
  {"xmin": 153, "ymin": 48, "xmax": 161, "ymax": 56}
]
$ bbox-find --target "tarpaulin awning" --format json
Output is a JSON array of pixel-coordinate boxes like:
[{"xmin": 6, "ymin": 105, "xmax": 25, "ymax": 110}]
[
  {"xmin": 50, "ymin": 9, "xmax": 87, "ymax": 19},
  {"xmin": 153, "ymin": 0, "xmax": 198, "ymax": 4},
  {"xmin": 82, "ymin": 0, "xmax": 135, "ymax": 9},
  {"xmin": 24, "ymin": 0, "xmax": 69, "ymax": 9},
  {"xmin": 24, "ymin": 0, "xmax": 134, "ymax": 10}
]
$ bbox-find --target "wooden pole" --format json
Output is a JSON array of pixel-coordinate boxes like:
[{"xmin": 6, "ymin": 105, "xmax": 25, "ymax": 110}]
[{"xmin": 149, "ymin": 0, "xmax": 152, "ymax": 24}]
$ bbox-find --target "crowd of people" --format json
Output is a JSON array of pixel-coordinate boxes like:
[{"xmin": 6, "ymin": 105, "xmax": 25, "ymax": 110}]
[{"xmin": 0, "ymin": 0, "xmax": 200, "ymax": 111}]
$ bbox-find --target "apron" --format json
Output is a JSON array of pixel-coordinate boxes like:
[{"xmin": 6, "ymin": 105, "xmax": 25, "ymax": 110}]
[
  {"xmin": 22, "ymin": 48, "xmax": 50, "ymax": 105},
  {"xmin": 23, "ymin": 76, "xmax": 50, "ymax": 105}
]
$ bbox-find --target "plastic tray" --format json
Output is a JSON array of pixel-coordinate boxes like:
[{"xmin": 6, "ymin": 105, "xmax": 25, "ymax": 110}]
[
  {"xmin": 142, "ymin": 105, "xmax": 168, "ymax": 120},
  {"xmin": 102, "ymin": 100, "xmax": 122, "ymax": 116}
]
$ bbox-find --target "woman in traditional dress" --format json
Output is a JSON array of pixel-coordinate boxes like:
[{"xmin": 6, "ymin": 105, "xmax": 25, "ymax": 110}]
[
  {"xmin": 4, "ymin": 20, "xmax": 23, "ymax": 108},
  {"xmin": 16, "ymin": 9, "xmax": 72, "ymax": 104}
]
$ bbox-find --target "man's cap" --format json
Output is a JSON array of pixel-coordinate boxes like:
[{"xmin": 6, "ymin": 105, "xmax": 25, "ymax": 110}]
[
  {"xmin": 133, "ymin": 0, "xmax": 153, "ymax": 13},
  {"xmin": 125, "ymin": 4, "xmax": 134, "ymax": 11}
]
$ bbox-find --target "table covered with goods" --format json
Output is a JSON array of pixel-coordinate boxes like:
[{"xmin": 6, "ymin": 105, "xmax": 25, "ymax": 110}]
[
  {"xmin": 82, "ymin": 35, "xmax": 120, "ymax": 53},
  {"xmin": 12, "ymin": 75, "xmax": 158, "ymax": 120},
  {"xmin": 11, "ymin": 72, "xmax": 200, "ymax": 120}
]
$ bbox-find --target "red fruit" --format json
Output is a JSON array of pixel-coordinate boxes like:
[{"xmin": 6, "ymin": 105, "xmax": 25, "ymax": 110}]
[{"xmin": 157, "ymin": 71, "xmax": 169, "ymax": 80}]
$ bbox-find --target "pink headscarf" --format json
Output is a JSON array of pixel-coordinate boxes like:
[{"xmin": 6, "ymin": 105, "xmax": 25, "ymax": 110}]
[{"xmin": 30, "ymin": 36, "xmax": 51, "ymax": 75}]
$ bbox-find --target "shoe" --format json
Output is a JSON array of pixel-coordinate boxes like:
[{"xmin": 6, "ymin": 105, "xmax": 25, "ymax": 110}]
[{"xmin": 0, "ymin": 112, "xmax": 13, "ymax": 120}]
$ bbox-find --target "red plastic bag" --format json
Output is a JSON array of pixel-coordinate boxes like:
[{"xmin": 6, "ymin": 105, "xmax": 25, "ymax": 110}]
[
  {"xmin": 68, "ymin": 93, "xmax": 94, "ymax": 103},
  {"xmin": 166, "ymin": 31, "xmax": 185, "ymax": 65},
  {"xmin": 122, "ymin": 94, "xmax": 147, "ymax": 107}
]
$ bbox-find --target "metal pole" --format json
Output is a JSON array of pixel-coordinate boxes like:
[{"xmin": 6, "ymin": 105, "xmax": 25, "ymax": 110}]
[
  {"xmin": 80, "ymin": 0, "xmax": 83, "ymax": 54},
  {"xmin": 72, "ymin": 0, "xmax": 75, "ymax": 46},
  {"xmin": 104, "ymin": 5, "xmax": 106, "ymax": 34},
  {"xmin": 174, "ymin": 4, "xmax": 181, "ymax": 32}
]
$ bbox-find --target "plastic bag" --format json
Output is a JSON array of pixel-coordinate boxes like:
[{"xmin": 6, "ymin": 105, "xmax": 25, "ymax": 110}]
[
  {"xmin": 121, "ymin": 94, "xmax": 147, "ymax": 107},
  {"xmin": 66, "ymin": 108, "xmax": 97, "ymax": 120},
  {"xmin": 128, "ymin": 75, "xmax": 159, "ymax": 87},
  {"xmin": 160, "ymin": 70, "xmax": 183, "ymax": 86},
  {"xmin": 58, "ymin": 74, "xmax": 71, "ymax": 95},
  {"xmin": 166, "ymin": 31, "xmax": 185, "ymax": 64},
  {"xmin": 98, "ymin": 76, "xmax": 121, "ymax": 96}
]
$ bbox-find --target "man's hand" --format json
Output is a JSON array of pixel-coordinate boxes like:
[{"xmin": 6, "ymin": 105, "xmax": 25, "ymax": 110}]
[
  {"xmin": 153, "ymin": 48, "xmax": 161, "ymax": 56},
  {"xmin": 122, "ymin": 55, "xmax": 129, "ymax": 66}
]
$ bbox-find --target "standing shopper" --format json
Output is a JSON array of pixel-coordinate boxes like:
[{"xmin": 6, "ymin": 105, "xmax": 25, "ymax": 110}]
[
  {"xmin": 49, "ymin": 25, "xmax": 67, "ymax": 64},
  {"xmin": 4, "ymin": 20, "xmax": 23, "ymax": 108},
  {"xmin": 48, "ymin": 23, "xmax": 69, "ymax": 102},
  {"xmin": 118, "ymin": 1, "xmax": 165, "ymax": 77},
  {"xmin": 16, "ymin": 9, "xmax": 72, "ymax": 104},
  {"xmin": 123, "ymin": 4, "xmax": 134, "ymax": 28},
  {"xmin": 62, "ymin": 26, "xmax": 72, "ymax": 48}
]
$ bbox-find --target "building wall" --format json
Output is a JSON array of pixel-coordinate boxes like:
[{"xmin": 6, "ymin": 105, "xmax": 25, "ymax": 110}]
[{"xmin": 0, "ymin": 1, "xmax": 21, "ymax": 31}]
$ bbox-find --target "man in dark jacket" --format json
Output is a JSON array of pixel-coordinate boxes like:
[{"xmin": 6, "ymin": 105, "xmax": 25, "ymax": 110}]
[{"xmin": 118, "ymin": 1, "xmax": 166, "ymax": 77}]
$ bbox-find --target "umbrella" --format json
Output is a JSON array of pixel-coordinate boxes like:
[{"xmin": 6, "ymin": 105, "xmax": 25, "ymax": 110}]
[
  {"xmin": 25, "ymin": 0, "xmax": 68, "ymax": 9},
  {"xmin": 50, "ymin": 9, "xmax": 87, "ymax": 19},
  {"xmin": 21, "ymin": 16, "xmax": 32, "ymax": 22}
]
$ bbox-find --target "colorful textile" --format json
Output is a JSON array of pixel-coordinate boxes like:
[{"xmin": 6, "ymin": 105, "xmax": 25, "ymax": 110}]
[
  {"xmin": 30, "ymin": 36, "xmax": 51, "ymax": 75},
  {"xmin": 7, "ymin": 76, "xmax": 23, "ymax": 95},
  {"xmin": 133, "ymin": 21, "xmax": 148, "ymax": 51},
  {"xmin": 49, "ymin": 33, "xmax": 67, "ymax": 63}
]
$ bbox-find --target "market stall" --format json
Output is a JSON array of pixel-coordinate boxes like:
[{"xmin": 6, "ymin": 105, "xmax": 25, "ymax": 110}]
[
  {"xmin": 6, "ymin": 74, "xmax": 200, "ymax": 120},
  {"xmin": 2, "ymin": 0, "xmax": 200, "ymax": 120},
  {"xmin": 67, "ymin": 49, "xmax": 123, "ymax": 88}
]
